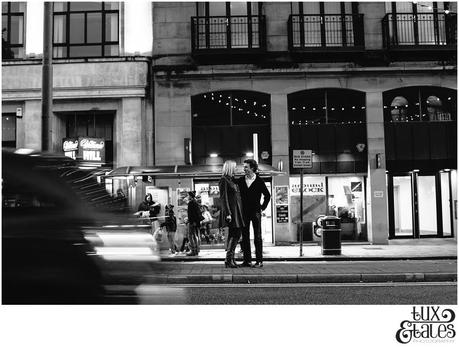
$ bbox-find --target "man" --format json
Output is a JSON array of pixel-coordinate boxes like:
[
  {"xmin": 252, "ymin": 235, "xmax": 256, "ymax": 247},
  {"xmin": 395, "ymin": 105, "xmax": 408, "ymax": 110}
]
[
  {"xmin": 237, "ymin": 159, "xmax": 271, "ymax": 268},
  {"xmin": 186, "ymin": 191, "xmax": 202, "ymax": 256}
]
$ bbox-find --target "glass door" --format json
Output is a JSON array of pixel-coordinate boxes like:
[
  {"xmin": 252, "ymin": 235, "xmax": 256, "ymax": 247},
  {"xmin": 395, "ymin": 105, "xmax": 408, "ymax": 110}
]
[
  {"xmin": 389, "ymin": 171, "xmax": 454, "ymax": 238},
  {"xmin": 392, "ymin": 175, "xmax": 414, "ymax": 237},
  {"xmin": 417, "ymin": 175, "xmax": 437, "ymax": 236}
]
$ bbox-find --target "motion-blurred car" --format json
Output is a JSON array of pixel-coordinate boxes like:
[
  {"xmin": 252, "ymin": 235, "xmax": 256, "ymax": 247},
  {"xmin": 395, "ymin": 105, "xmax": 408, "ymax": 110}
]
[{"xmin": 2, "ymin": 149, "xmax": 157, "ymax": 304}]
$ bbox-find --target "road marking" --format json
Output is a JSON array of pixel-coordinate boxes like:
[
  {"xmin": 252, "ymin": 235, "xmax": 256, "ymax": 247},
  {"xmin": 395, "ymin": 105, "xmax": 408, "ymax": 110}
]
[{"xmin": 141, "ymin": 282, "xmax": 457, "ymax": 289}]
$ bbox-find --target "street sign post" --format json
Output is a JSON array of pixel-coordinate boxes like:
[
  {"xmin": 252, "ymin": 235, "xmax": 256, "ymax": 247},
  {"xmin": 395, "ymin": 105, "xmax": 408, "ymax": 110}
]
[{"xmin": 292, "ymin": 149, "xmax": 313, "ymax": 256}]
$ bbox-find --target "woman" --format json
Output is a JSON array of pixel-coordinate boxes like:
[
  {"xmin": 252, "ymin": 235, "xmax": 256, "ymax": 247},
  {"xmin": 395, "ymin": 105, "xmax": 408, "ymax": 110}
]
[
  {"xmin": 137, "ymin": 193, "xmax": 160, "ymax": 218},
  {"xmin": 160, "ymin": 204, "xmax": 178, "ymax": 254},
  {"xmin": 219, "ymin": 160, "xmax": 245, "ymax": 268}
]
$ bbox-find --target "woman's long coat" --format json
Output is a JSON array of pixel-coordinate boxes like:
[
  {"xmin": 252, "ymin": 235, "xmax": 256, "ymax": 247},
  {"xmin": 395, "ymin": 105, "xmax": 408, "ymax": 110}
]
[{"xmin": 218, "ymin": 175, "xmax": 245, "ymax": 229}]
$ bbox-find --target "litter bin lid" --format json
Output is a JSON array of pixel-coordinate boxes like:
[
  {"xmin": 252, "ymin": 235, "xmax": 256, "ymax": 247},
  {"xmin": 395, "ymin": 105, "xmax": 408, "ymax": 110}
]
[{"xmin": 323, "ymin": 216, "xmax": 341, "ymax": 228}]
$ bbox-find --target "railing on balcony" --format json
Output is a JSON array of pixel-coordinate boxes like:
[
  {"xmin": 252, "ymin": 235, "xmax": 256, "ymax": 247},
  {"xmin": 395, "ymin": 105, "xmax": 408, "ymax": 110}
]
[
  {"xmin": 382, "ymin": 12, "xmax": 457, "ymax": 48},
  {"xmin": 191, "ymin": 15, "xmax": 266, "ymax": 53},
  {"xmin": 288, "ymin": 14, "xmax": 364, "ymax": 50}
]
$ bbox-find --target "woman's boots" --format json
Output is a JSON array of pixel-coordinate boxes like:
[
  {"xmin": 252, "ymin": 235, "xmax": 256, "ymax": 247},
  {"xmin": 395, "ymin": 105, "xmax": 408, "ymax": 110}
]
[{"xmin": 224, "ymin": 235, "xmax": 239, "ymax": 268}]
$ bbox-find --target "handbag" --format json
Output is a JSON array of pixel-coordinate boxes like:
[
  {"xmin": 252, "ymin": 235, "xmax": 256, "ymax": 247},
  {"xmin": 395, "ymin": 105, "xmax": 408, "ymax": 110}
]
[{"xmin": 154, "ymin": 227, "xmax": 164, "ymax": 242}]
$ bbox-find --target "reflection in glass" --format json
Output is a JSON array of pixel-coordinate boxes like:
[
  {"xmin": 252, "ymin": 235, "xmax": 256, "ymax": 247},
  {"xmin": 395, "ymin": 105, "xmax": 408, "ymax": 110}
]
[
  {"xmin": 69, "ymin": 13, "xmax": 84, "ymax": 43},
  {"xmin": 87, "ymin": 13, "xmax": 102, "ymax": 43}
]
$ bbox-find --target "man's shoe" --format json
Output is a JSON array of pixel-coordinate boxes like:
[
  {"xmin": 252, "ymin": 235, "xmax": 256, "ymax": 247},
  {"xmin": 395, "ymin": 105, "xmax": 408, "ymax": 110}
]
[
  {"xmin": 239, "ymin": 262, "xmax": 252, "ymax": 268},
  {"xmin": 186, "ymin": 251, "xmax": 197, "ymax": 256},
  {"xmin": 252, "ymin": 262, "xmax": 263, "ymax": 268}
]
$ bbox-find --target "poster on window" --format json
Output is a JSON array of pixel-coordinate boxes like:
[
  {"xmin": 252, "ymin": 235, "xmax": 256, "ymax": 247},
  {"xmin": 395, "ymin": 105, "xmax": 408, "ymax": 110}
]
[
  {"xmin": 289, "ymin": 176, "xmax": 327, "ymax": 223},
  {"xmin": 176, "ymin": 188, "xmax": 191, "ymax": 225},
  {"xmin": 275, "ymin": 186, "xmax": 289, "ymax": 205},
  {"xmin": 276, "ymin": 205, "xmax": 289, "ymax": 223}
]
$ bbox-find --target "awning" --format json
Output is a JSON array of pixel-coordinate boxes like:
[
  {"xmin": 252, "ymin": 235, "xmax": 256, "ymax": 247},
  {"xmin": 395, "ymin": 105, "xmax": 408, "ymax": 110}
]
[{"xmin": 105, "ymin": 163, "xmax": 285, "ymax": 179}]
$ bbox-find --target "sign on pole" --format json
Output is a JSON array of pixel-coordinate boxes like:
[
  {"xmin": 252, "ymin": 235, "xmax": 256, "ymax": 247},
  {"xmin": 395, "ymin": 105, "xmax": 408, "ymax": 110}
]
[
  {"xmin": 292, "ymin": 149, "xmax": 312, "ymax": 256},
  {"xmin": 292, "ymin": 149, "xmax": 313, "ymax": 169}
]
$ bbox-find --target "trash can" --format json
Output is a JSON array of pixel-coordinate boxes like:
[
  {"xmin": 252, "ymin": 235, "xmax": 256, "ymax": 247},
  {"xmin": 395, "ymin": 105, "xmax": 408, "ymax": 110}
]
[{"xmin": 316, "ymin": 216, "xmax": 341, "ymax": 255}]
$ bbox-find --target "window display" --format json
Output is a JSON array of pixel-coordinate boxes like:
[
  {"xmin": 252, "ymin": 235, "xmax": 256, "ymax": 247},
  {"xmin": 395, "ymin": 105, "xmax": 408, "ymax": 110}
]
[{"xmin": 327, "ymin": 176, "xmax": 366, "ymax": 240}]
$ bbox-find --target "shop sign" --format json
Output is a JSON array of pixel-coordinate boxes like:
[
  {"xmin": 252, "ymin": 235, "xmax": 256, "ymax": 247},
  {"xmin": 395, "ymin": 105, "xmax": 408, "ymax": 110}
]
[
  {"xmin": 209, "ymin": 184, "xmax": 220, "ymax": 197},
  {"xmin": 374, "ymin": 191, "xmax": 384, "ymax": 198},
  {"xmin": 351, "ymin": 181, "xmax": 363, "ymax": 192},
  {"xmin": 62, "ymin": 138, "xmax": 79, "ymax": 159},
  {"xmin": 79, "ymin": 137, "xmax": 105, "ymax": 162},
  {"xmin": 62, "ymin": 137, "xmax": 105, "ymax": 162},
  {"xmin": 289, "ymin": 176, "xmax": 325, "ymax": 196},
  {"xmin": 276, "ymin": 205, "xmax": 289, "ymax": 223}
]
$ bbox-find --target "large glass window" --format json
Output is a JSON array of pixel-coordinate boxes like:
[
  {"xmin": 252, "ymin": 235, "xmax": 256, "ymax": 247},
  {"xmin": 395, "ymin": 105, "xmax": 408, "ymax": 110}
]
[
  {"xmin": 53, "ymin": 2, "xmax": 119, "ymax": 58},
  {"xmin": 327, "ymin": 176, "xmax": 366, "ymax": 240},
  {"xmin": 384, "ymin": 87, "xmax": 457, "ymax": 122},
  {"xmin": 2, "ymin": 2, "xmax": 25, "ymax": 60},
  {"xmin": 288, "ymin": 89, "xmax": 367, "ymax": 174},
  {"xmin": 191, "ymin": 90, "xmax": 271, "ymax": 165}
]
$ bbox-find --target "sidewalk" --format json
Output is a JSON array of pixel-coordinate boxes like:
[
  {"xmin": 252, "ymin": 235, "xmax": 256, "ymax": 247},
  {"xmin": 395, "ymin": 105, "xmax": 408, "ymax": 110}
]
[
  {"xmin": 160, "ymin": 238, "xmax": 457, "ymax": 261},
  {"xmin": 143, "ymin": 239, "xmax": 457, "ymax": 285}
]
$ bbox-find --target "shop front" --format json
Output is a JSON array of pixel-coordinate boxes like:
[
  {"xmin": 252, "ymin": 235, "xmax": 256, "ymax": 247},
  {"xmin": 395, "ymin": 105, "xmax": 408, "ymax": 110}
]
[
  {"xmin": 105, "ymin": 164, "xmax": 281, "ymax": 248},
  {"xmin": 289, "ymin": 175, "xmax": 367, "ymax": 242},
  {"xmin": 388, "ymin": 170, "xmax": 457, "ymax": 238}
]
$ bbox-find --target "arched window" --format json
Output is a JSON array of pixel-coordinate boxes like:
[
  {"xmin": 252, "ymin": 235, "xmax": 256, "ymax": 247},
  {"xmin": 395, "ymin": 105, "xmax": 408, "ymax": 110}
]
[
  {"xmin": 383, "ymin": 87, "xmax": 456, "ymax": 122},
  {"xmin": 191, "ymin": 90, "xmax": 271, "ymax": 165},
  {"xmin": 390, "ymin": 96, "xmax": 409, "ymax": 122},
  {"xmin": 288, "ymin": 88, "xmax": 367, "ymax": 174},
  {"xmin": 289, "ymin": 88, "xmax": 366, "ymax": 125}
]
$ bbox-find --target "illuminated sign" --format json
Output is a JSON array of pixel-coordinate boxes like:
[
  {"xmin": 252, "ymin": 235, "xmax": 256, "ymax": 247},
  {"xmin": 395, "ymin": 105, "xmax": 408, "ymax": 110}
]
[{"xmin": 62, "ymin": 137, "xmax": 105, "ymax": 163}]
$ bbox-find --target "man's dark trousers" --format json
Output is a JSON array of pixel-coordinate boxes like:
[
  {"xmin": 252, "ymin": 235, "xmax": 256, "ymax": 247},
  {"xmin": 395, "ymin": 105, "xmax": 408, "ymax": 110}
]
[{"xmin": 241, "ymin": 211, "xmax": 262, "ymax": 263}]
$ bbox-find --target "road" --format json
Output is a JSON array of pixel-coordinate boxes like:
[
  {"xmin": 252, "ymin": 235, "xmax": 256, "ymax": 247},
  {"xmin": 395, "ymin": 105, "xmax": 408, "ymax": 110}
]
[{"xmin": 106, "ymin": 282, "xmax": 457, "ymax": 305}]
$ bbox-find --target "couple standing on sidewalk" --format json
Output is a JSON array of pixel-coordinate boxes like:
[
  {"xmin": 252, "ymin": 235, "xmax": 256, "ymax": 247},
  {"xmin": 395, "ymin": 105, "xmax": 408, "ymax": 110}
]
[{"xmin": 219, "ymin": 159, "xmax": 271, "ymax": 268}]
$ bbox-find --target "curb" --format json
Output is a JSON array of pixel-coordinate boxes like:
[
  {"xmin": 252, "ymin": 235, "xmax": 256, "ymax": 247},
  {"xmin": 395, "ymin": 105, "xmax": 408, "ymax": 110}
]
[
  {"xmin": 160, "ymin": 256, "xmax": 458, "ymax": 262},
  {"xmin": 144, "ymin": 272, "xmax": 457, "ymax": 284}
]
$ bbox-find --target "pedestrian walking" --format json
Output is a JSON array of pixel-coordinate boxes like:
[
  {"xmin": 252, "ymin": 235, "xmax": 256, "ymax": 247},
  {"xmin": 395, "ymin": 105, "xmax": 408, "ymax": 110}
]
[
  {"xmin": 186, "ymin": 191, "xmax": 203, "ymax": 256},
  {"xmin": 219, "ymin": 160, "xmax": 245, "ymax": 268},
  {"xmin": 237, "ymin": 159, "xmax": 271, "ymax": 268}
]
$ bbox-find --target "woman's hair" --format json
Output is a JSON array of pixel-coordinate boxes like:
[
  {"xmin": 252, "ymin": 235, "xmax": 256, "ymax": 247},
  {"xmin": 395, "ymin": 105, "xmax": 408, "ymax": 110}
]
[
  {"xmin": 145, "ymin": 193, "xmax": 153, "ymax": 201},
  {"xmin": 222, "ymin": 160, "xmax": 237, "ymax": 176}
]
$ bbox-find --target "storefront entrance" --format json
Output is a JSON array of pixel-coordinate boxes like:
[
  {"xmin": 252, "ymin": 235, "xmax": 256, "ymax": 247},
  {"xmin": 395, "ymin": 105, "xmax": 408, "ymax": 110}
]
[
  {"xmin": 194, "ymin": 179, "xmax": 273, "ymax": 247},
  {"xmin": 388, "ymin": 171, "xmax": 455, "ymax": 238}
]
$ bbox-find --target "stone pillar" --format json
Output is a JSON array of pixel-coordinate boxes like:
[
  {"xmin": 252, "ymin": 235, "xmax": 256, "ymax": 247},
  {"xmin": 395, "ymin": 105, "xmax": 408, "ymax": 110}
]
[
  {"xmin": 19, "ymin": 100, "xmax": 42, "ymax": 150},
  {"xmin": 271, "ymin": 93, "xmax": 291, "ymax": 243},
  {"xmin": 117, "ymin": 97, "xmax": 143, "ymax": 166},
  {"xmin": 366, "ymin": 91, "xmax": 389, "ymax": 244}
]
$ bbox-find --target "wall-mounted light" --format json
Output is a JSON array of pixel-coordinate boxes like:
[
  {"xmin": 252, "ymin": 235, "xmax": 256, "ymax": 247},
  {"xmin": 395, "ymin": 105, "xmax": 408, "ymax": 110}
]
[
  {"xmin": 246, "ymin": 152, "xmax": 254, "ymax": 157},
  {"xmin": 209, "ymin": 153, "xmax": 218, "ymax": 158}
]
